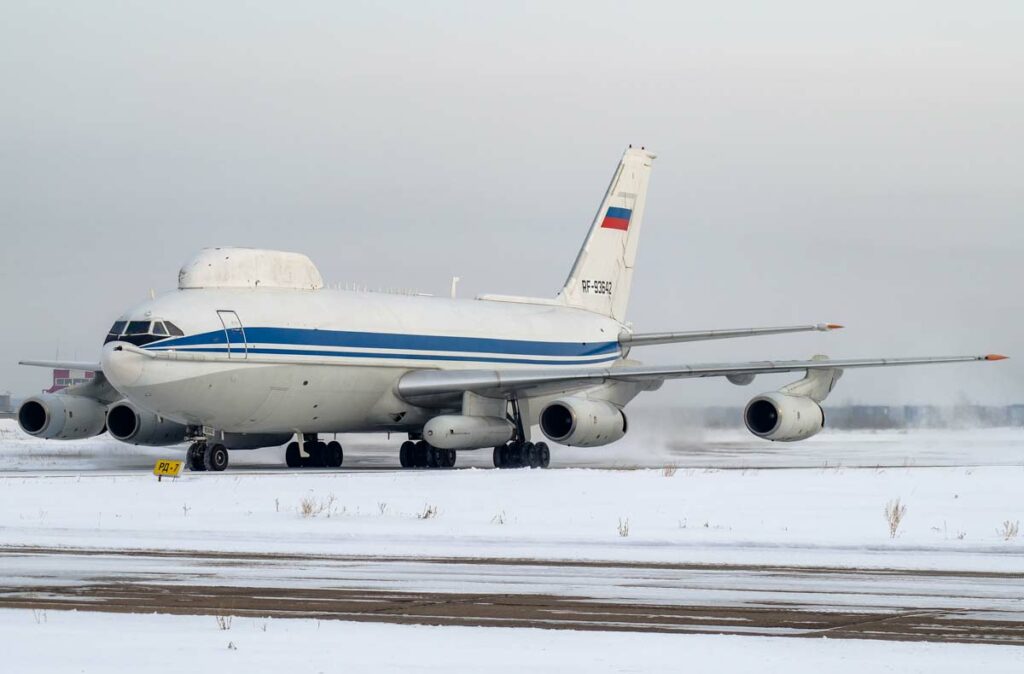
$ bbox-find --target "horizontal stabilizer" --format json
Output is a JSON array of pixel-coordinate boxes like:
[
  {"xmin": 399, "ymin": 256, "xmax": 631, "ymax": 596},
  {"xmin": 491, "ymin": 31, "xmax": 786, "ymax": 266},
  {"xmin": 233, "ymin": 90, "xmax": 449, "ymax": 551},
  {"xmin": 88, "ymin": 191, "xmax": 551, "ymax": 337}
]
[
  {"xmin": 621, "ymin": 323, "xmax": 842, "ymax": 347},
  {"xmin": 476, "ymin": 294, "xmax": 567, "ymax": 307}
]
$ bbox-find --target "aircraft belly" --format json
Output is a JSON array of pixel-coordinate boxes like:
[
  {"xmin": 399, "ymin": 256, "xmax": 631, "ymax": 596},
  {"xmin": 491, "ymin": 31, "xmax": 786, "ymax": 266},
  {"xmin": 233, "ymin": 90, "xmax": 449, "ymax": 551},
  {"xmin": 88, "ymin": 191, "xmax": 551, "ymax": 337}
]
[{"xmin": 122, "ymin": 360, "xmax": 420, "ymax": 434}]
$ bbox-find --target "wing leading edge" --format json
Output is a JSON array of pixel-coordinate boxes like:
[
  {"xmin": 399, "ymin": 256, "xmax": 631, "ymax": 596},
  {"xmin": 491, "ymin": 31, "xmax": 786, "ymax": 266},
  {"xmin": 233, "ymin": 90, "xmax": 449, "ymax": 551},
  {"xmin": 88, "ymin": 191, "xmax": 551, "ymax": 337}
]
[
  {"xmin": 396, "ymin": 354, "xmax": 1007, "ymax": 405},
  {"xmin": 620, "ymin": 323, "xmax": 842, "ymax": 347},
  {"xmin": 19, "ymin": 359, "xmax": 103, "ymax": 372}
]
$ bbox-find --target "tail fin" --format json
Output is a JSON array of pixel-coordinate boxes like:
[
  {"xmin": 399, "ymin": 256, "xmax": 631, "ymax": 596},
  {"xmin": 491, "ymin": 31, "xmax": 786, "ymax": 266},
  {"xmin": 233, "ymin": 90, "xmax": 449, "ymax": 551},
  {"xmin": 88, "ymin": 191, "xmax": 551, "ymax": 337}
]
[{"xmin": 556, "ymin": 146, "xmax": 655, "ymax": 322}]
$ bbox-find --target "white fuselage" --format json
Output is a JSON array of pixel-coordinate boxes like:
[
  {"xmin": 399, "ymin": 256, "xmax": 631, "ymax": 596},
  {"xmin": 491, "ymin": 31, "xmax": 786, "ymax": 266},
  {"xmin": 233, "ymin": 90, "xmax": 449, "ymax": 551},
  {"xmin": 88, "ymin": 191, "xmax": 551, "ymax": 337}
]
[{"xmin": 101, "ymin": 287, "xmax": 627, "ymax": 436}]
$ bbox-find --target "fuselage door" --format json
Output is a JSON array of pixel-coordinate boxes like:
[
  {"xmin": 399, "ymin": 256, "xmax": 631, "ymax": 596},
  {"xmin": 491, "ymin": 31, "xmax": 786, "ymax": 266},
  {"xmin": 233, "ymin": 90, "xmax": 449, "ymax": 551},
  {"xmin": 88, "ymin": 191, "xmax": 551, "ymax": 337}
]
[{"xmin": 216, "ymin": 310, "xmax": 248, "ymax": 359}]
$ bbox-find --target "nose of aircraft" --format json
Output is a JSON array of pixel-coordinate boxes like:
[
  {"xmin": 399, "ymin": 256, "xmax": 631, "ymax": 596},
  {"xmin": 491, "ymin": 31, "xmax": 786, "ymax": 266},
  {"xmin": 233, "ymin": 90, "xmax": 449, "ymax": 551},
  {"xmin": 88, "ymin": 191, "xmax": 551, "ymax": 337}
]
[{"xmin": 101, "ymin": 342, "xmax": 146, "ymax": 391}]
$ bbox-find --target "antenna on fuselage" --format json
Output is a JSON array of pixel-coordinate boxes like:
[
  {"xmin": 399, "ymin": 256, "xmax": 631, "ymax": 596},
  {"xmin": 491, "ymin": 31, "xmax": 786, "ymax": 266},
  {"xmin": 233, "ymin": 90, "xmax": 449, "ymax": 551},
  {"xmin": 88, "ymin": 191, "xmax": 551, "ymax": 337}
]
[{"xmin": 450, "ymin": 276, "xmax": 461, "ymax": 299}]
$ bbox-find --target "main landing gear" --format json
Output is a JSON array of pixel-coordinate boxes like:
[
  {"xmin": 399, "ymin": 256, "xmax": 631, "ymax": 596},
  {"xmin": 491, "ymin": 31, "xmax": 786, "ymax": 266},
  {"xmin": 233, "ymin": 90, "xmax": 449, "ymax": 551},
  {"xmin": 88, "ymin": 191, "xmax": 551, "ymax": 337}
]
[
  {"xmin": 398, "ymin": 440, "xmax": 456, "ymax": 469},
  {"xmin": 493, "ymin": 396, "xmax": 551, "ymax": 469},
  {"xmin": 493, "ymin": 440, "xmax": 550, "ymax": 469},
  {"xmin": 186, "ymin": 440, "xmax": 229, "ymax": 472},
  {"xmin": 285, "ymin": 434, "xmax": 344, "ymax": 468}
]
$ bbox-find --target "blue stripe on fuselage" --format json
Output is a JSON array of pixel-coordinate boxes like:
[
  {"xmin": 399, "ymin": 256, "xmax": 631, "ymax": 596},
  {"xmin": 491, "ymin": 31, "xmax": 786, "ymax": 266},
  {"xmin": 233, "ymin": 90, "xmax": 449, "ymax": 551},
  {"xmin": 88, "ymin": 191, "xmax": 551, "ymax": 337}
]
[
  {"xmin": 159, "ymin": 347, "xmax": 621, "ymax": 366},
  {"xmin": 145, "ymin": 327, "xmax": 621, "ymax": 357}
]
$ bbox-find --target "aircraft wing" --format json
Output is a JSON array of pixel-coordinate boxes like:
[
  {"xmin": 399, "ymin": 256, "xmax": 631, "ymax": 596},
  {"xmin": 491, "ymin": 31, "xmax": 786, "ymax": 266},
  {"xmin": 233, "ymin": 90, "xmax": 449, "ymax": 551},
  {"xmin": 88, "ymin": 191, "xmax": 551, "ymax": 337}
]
[
  {"xmin": 620, "ymin": 323, "xmax": 841, "ymax": 347},
  {"xmin": 19, "ymin": 359, "xmax": 103, "ymax": 372},
  {"xmin": 397, "ymin": 354, "xmax": 1006, "ymax": 405}
]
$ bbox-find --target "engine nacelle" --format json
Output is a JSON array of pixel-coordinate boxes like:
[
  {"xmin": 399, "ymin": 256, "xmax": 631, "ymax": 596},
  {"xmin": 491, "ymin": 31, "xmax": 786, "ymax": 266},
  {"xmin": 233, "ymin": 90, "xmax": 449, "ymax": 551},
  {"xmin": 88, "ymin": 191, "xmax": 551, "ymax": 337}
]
[
  {"xmin": 423, "ymin": 415, "xmax": 514, "ymax": 450},
  {"xmin": 539, "ymin": 397, "xmax": 627, "ymax": 447},
  {"xmin": 17, "ymin": 394, "xmax": 107, "ymax": 440},
  {"xmin": 744, "ymin": 392, "xmax": 824, "ymax": 442},
  {"xmin": 107, "ymin": 401, "xmax": 188, "ymax": 446}
]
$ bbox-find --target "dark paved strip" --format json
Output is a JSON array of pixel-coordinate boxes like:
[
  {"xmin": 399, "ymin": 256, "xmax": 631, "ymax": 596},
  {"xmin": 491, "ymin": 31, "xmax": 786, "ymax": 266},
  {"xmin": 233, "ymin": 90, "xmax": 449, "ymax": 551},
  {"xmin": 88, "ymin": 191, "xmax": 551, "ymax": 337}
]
[
  {"xmin": 1, "ymin": 582, "xmax": 1022, "ymax": 644},
  {"xmin": 3, "ymin": 544, "xmax": 1020, "ymax": 579},
  {"xmin": 3, "ymin": 546, "xmax": 1023, "ymax": 645}
]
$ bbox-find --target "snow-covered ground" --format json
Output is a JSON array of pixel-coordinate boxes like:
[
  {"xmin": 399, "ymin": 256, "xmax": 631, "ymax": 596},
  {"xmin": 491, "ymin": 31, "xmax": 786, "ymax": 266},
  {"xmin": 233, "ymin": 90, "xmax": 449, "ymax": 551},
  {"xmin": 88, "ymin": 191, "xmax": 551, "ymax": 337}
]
[
  {"xmin": 3, "ymin": 608, "xmax": 1021, "ymax": 673},
  {"xmin": 4, "ymin": 418, "xmax": 1024, "ymax": 472},
  {"xmin": 2, "ymin": 421, "xmax": 1023, "ymax": 668},
  {"xmin": 1, "ymin": 429, "xmax": 1022, "ymax": 571}
]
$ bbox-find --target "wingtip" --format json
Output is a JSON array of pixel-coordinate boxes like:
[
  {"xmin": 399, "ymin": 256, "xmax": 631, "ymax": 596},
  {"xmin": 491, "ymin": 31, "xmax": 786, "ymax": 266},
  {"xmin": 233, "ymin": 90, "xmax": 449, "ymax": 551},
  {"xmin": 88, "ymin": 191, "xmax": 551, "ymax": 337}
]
[
  {"xmin": 826, "ymin": 323, "xmax": 844, "ymax": 330},
  {"xmin": 985, "ymin": 354, "xmax": 1009, "ymax": 361}
]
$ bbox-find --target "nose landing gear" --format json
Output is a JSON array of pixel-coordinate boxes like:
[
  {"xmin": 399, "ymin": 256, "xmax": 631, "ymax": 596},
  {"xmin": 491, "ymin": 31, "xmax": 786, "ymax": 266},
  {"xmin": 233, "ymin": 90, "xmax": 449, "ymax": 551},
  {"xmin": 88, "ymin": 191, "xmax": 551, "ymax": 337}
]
[{"xmin": 186, "ymin": 440, "xmax": 229, "ymax": 472}]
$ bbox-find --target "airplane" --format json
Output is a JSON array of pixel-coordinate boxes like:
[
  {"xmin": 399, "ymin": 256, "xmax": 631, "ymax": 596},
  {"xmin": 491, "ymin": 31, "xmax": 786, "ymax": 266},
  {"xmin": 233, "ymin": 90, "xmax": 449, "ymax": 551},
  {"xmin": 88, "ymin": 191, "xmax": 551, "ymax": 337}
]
[{"xmin": 15, "ymin": 147, "xmax": 1007, "ymax": 471}]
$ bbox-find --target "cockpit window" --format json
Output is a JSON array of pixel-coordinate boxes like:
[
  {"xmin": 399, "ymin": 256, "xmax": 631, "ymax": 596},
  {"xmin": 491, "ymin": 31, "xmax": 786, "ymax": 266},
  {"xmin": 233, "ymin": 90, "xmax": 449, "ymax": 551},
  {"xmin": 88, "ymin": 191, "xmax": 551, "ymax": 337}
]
[
  {"xmin": 105, "ymin": 318, "xmax": 182, "ymax": 346},
  {"xmin": 104, "ymin": 321, "xmax": 128, "ymax": 345},
  {"xmin": 106, "ymin": 319, "xmax": 180, "ymax": 346}
]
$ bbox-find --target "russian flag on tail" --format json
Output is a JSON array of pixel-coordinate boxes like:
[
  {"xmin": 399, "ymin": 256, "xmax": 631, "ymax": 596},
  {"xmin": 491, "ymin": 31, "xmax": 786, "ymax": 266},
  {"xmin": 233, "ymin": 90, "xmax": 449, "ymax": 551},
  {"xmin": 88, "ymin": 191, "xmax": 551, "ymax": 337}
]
[{"xmin": 601, "ymin": 206, "xmax": 632, "ymax": 231}]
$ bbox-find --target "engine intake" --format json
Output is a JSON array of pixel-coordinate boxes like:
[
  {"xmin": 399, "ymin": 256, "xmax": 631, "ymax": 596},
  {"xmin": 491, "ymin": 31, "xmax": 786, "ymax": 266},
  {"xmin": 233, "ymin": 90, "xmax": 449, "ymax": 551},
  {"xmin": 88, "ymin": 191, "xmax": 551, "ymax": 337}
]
[
  {"xmin": 539, "ymin": 397, "xmax": 627, "ymax": 447},
  {"xmin": 17, "ymin": 394, "xmax": 107, "ymax": 440},
  {"xmin": 106, "ymin": 401, "xmax": 188, "ymax": 446},
  {"xmin": 743, "ymin": 392, "xmax": 824, "ymax": 442}
]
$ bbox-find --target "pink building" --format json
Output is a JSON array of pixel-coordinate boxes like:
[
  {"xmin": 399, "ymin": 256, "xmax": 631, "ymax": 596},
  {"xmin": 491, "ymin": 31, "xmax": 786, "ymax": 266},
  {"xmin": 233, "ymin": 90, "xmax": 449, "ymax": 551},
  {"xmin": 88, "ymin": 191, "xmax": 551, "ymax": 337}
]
[{"xmin": 44, "ymin": 369, "xmax": 95, "ymax": 394}]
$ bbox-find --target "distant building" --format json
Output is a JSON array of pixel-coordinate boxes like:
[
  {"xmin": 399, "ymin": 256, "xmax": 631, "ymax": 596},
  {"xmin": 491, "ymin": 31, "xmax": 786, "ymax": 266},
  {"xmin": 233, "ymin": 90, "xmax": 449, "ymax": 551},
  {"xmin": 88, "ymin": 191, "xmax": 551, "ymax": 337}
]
[
  {"xmin": 1009, "ymin": 405, "xmax": 1024, "ymax": 427},
  {"xmin": 44, "ymin": 368, "xmax": 95, "ymax": 394},
  {"xmin": 836, "ymin": 405, "xmax": 904, "ymax": 429}
]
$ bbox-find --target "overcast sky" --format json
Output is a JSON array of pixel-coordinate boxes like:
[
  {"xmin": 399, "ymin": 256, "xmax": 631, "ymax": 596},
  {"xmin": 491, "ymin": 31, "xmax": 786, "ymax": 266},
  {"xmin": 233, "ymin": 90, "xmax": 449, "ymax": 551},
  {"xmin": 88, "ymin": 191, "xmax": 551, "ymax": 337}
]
[{"xmin": 1, "ymin": 1, "xmax": 1020, "ymax": 406}]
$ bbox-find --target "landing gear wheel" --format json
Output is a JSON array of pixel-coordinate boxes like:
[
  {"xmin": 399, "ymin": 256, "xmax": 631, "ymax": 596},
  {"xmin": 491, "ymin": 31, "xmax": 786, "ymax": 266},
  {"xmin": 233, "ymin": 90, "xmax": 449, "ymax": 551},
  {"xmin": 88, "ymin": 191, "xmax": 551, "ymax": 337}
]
[
  {"xmin": 536, "ymin": 442, "xmax": 550, "ymax": 469},
  {"xmin": 429, "ymin": 446, "xmax": 446, "ymax": 468},
  {"xmin": 400, "ymin": 441, "xmax": 415, "ymax": 468},
  {"xmin": 445, "ymin": 448, "xmax": 456, "ymax": 468},
  {"xmin": 302, "ymin": 441, "xmax": 321, "ymax": 468},
  {"xmin": 204, "ymin": 443, "xmax": 229, "ymax": 472},
  {"xmin": 300, "ymin": 442, "xmax": 312, "ymax": 467},
  {"xmin": 285, "ymin": 442, "xmax": 301, "ymax": 468},
  {"xmin": 414, "ymin": 440, "xmax": 429, "ymax": 468},
  {"xmin": 187, "ymin": 442, "xmax": 207, "ymax": 472},
  {"xmin": 493, "ymin": 441, "xmax": 547, "ymax": 469},
  {"xmin": 326, "ymin": 440, "xmax": 344, "ymax": 468},
  {"xmin": 526, "ymin": 442, "xmax": 540, "ymax": 468},
  {"xmin": 507, "ymin": 442, "xmax": 523, "ymax": 468}
]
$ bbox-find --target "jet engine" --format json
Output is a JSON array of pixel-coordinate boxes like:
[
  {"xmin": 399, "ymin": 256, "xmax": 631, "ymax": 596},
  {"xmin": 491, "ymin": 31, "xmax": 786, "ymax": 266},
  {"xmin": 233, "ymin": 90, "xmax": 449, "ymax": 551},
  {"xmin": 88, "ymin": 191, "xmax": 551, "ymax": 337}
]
[
  {"xmin": 743, "ymin": 392, "xmax": 824, "ymax": 442},
  {"xmin": 539, "ymin": 397, "xmax": 627, "ymax": 447},
  {"xmin": 106, "ymin": 401, "xmax": 188, "ymax": 446},
  {"xmin": 17, "ymin": 394, "xmax": 107, "ymax": 440}
]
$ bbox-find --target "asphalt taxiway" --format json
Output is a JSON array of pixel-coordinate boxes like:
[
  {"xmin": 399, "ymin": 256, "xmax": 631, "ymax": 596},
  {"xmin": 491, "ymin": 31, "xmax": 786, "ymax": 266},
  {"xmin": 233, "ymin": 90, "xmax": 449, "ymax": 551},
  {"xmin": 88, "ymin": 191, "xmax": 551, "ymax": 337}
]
[{"xmin": 2, "ymin": 546, "xmax": 1022, "ymax": 645}]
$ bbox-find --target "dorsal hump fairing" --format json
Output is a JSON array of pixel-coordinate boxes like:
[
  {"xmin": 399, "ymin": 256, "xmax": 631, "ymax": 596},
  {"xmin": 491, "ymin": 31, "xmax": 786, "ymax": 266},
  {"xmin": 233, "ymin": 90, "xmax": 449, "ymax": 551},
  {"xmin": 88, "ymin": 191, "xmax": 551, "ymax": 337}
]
[
  {"xmin": 178, "ymin": 248, "xmax": 324, "ymax": 291},
  {"xmin": 557, "ymin": 146, "xmax": 655, "ymax": 322}
]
